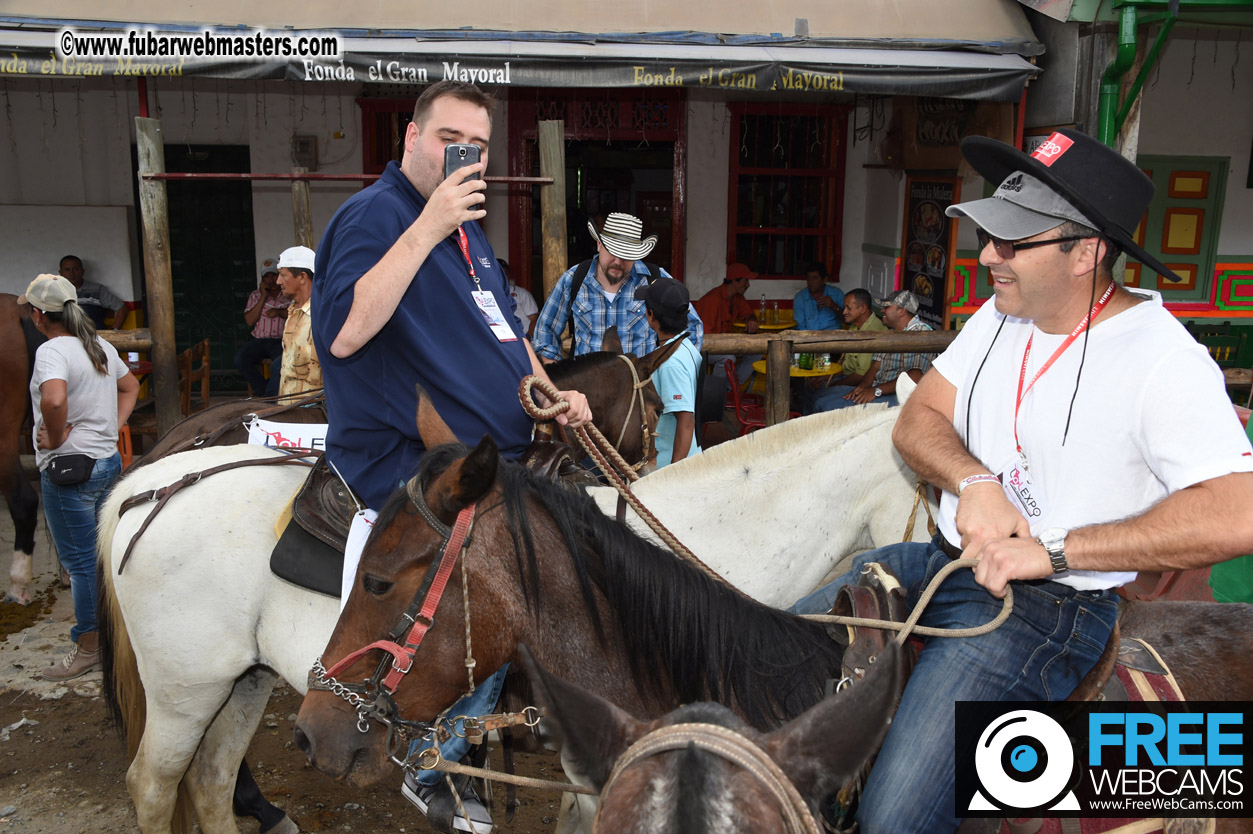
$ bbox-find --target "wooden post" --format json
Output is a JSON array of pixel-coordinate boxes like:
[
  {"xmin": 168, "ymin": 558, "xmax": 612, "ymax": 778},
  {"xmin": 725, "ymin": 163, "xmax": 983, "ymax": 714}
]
[
  {"xmin": 291, "ymin": 166, "xmax": 314, "ymax": 248},
  {"xmin": 134, "ymin": 117, "xmax": 181, "ymax": 435},
  {"xmin": 765, "ymin": 339, "xmax": 793, "ymax": 426},
  {"xmin": 537, "ymin": 120, "xmax": 567, "ymax": 300}
]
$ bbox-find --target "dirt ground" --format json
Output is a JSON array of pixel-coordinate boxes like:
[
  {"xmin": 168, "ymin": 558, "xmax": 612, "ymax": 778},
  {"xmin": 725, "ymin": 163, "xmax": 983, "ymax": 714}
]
[{"xmin": 0, "ymin": 486, "xmax": 570, "ymax": 834}]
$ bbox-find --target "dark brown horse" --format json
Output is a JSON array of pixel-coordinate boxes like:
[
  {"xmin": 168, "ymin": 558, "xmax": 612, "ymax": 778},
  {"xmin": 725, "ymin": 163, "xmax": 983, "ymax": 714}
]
[
  {"xmin": 521, "ymin": 643, "xmax": 898, "ymax": 834},
  {"xmin": 293, "ymin": 435, "xmax": 1253, "ymax": 832},
  {"xmin": 0, "ymin": 293, "xmax": 44, "ymax": 604}
]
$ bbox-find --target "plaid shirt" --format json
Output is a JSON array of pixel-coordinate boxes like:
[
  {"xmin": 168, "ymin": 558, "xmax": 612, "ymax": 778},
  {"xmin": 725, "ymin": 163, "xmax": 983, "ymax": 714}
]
[
  {"xmin": 533, "ymin": 258, "xmax": 703, "ymax": 359},
  {"xmin": 873, "ymin": 315, "xmax": 935, "ymax": 385}
]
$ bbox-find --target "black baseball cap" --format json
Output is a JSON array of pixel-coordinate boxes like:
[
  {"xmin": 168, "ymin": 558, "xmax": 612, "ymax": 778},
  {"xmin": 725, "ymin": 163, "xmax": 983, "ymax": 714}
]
[{"xmin": 634, "ymin": 277, "xmax": 690, "ymax": 317}]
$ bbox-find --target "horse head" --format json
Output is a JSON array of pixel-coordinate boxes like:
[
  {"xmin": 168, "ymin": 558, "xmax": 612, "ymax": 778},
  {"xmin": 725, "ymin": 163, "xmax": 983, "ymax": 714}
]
[
  {"xmin": 521, "ymin": 642, "xmax": 900, "ymax": 833},
  {"xmin": 547, "ymin": 335, "xmax": 685, "ymax": 473},
  {"xmin": 293, "ymin": 431, "xmax": 520, "ymax": 786}
]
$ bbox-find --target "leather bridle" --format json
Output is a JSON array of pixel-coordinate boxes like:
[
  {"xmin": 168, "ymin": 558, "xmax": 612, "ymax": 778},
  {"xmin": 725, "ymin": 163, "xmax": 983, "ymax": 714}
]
[
  {"xmin": 594, "ymin": 722, "xmax": 823, "ymax": 834},
  {"xmin": 308, "ymin": 473, "xmax": 478, "ymax": 752}
]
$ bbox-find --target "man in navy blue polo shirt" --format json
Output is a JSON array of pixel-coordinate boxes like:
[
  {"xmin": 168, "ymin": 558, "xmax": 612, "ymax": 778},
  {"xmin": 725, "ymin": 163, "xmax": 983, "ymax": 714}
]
[{"xmin": 312, "ymin": 80, "xmax": 590, "ymax": 834}]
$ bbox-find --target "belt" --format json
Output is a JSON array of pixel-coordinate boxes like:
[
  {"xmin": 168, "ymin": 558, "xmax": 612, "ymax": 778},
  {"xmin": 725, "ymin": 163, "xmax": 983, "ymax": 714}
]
[{"xmin": 938, "ymin": 536, "xmax": 963, "ymax": 560}]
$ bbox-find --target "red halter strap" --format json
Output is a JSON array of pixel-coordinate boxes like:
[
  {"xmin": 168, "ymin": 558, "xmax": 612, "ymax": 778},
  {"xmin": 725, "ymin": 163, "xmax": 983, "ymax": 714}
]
[{"xmin": 323, "ymin": 502, "xmax": 476, "ymax": 695}]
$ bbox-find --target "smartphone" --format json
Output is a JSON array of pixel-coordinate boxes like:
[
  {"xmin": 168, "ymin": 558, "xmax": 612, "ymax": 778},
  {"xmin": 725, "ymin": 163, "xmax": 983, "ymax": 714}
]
[{"xmin": 443, "ymin": 143, "xmax": 482, "ymax": 182}]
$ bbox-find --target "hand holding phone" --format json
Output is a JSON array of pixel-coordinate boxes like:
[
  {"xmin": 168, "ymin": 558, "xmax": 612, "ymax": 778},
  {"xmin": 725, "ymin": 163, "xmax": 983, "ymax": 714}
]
[{"xmin": 444, "ymin": 143, "xmax": 482, "ymax": 182}]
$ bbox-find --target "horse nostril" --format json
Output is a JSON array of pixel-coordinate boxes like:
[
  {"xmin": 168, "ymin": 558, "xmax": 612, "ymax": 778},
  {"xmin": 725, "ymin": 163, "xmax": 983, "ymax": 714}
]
[{"xmin": 293, "ymin": 724, "xmax": 312, "ymax": 758}]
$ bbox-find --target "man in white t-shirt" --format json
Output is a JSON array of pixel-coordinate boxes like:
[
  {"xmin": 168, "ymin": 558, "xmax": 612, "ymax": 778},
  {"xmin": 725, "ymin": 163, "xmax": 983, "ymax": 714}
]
[{"xmin": 791, "ymin": 129, "xmax": 1253, "ymax": 833}]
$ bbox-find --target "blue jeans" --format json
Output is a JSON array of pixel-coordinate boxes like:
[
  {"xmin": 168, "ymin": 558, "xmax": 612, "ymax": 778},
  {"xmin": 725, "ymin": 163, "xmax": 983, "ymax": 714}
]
[
  {"xmin": 810, "ymin": 384, "xmax": 898, "ymax": 411},
  {"xmin": 40, "ymin": 452, "xmax": 123, "ymax": 641},
  {"xmin": 235, "ymin": 337, "xmax": 282, "ymax": 396},
  {"xmin": 408, "ymin": 664, "xmax": 509, "ymax": 786},
  {"xmin": 790, "ymin": 538, "xmax": 1119, "ymax": 834}
]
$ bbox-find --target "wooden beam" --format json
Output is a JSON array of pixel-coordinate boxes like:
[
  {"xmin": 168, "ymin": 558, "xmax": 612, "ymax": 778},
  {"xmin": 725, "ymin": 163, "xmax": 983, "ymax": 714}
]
[
  {"xmin": 134, "ymin": 117, "xmax": 181, "ymax": 436},
  {"xmin": 291, "ymin": 166, "xmax": 314, "ymax": 248},
  {"xmin": 537, "ymin": 120, "xmax": 567, "ymax": 301},
  {"xmin": 703, "ymin": 329, "xmax": 958, "ymax": 356},
  {"xmin": 1224, "ymin": 367, "xmax": 1251, "ymax": 388},
  {"xmin": 765, "ymin": 339, "xmax": 792, "ymax": 426},
  {"xmin": 99, "ymin": 329, "xmax": 153, "ymax": 352}
]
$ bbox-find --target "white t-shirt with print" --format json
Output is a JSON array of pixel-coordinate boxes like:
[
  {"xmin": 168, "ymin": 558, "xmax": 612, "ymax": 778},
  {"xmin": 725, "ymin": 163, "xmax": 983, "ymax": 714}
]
[{"xmin": 932, "ymin": 289, "xmax": 1253, "ymax": 591}]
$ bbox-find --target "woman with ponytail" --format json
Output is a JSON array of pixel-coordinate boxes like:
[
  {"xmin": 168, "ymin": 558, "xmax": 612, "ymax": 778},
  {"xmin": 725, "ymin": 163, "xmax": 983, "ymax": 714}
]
[{"xmin": 20, "ymin": 274, "xmax": 139, "ymax": 681}]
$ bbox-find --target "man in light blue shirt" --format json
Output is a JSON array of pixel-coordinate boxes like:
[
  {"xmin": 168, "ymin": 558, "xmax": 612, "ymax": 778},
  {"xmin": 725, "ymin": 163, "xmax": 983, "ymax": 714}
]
[
  {"xmin": 533, "ymin": 213, "xmax": 702, "ymax": 361},
  {"xmin": 792, "ymin": 261, "xmax": 844, "ymax": 331},
  {"xmin": 637, "ymin": 277, "xmax": 702, "ymax": 467}
]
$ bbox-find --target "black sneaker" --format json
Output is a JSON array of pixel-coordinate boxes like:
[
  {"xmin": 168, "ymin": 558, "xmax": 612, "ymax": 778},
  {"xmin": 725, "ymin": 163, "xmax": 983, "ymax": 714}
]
[{"xmin": 402, "ymin": 773, "xmax": 494, "ymax": 834}]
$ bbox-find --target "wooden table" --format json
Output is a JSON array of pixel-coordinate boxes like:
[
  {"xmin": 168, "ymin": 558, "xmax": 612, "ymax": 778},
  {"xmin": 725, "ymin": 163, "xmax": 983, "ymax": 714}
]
[
  {"xmin": 733, "ymin": 319, "xmax": 796, "ymax": 331},
  {"xmin": 751, "ymin": 360, "xmax": 842, "ymax": 379}
]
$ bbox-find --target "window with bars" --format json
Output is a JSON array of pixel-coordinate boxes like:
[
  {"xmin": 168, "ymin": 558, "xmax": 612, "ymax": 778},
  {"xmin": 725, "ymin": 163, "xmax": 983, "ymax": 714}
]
[{"xmin": 727, "ymin": 104, "xmax": 847, "ymax": 280}]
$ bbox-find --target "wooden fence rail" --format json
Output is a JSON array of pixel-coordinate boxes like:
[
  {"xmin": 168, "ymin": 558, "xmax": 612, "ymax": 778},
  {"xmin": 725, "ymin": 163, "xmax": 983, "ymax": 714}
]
[{"xmin": 703, "ymin": 330, "xmax": 959, "ymax": 425}]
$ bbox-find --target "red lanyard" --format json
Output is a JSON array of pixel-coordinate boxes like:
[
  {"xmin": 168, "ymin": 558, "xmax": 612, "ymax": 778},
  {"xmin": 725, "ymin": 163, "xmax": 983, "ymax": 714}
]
[
  {"xmin": 455, "ymin": 227, "xmax": 481, "ymax": 290},
  {"xmin": 1013, "ymin": 281, "xmax": 1116, "ymax": 459}
]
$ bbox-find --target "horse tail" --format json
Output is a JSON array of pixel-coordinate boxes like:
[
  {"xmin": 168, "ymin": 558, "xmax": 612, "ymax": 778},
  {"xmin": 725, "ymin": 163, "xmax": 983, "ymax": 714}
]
[{"xmin": 98, "ymin": 481, "xmax": 196, "ymax": 834}]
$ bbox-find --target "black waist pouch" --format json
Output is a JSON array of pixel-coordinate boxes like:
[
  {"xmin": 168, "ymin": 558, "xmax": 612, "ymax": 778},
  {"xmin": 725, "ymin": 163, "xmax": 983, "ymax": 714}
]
[{"xmin": 46, "ymin": 453, "xmax": 95, "ymax": 486}]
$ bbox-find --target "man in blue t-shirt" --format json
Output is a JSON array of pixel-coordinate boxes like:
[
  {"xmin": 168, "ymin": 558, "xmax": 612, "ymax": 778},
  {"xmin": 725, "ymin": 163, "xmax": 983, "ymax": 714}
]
[
  {"xmin": 792, "ymin": 260, "xmax": 844, "ymax": 331},
  {"xmin": 312, "ymin": 80, "xmax": 590, "ymax": 834}
]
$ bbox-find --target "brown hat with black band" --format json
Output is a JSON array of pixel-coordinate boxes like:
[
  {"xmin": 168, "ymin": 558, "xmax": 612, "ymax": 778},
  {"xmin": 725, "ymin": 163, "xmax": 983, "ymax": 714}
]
[{"xmin": 946, "ymin": 128, "xmax": 1179, "ymax": 282}]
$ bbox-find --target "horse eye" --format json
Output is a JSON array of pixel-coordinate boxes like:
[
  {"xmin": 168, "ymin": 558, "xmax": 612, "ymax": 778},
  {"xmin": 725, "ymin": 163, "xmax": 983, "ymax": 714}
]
[{"xmin": 362, "ymin": 575, "xmax": 394, "ymax": 596}]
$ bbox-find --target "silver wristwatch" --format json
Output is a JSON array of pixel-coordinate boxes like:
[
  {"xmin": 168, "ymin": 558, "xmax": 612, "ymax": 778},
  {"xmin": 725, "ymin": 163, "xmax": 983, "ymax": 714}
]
[
  {"xmin": 1036, "ymin": 527, "xmax": 1069, "ymax": 574},
  {"xmin": 873, "ymin": 386, "xmax": 883, "ymax": 398}
]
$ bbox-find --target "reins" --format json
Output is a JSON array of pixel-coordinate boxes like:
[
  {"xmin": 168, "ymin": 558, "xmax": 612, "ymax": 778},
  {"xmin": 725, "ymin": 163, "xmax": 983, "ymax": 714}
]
[
  {"xmin": 611, "ymin": 353, "xmax": 655, "ymax": 467},
  {"xmin": 116, "ymin": 451, "xmax": 320, "ymax": 574},
  {"xmin": 594, "ymin": 722, "xmax": 823, "ymax": 834},
  {"xmin": 519, "ymin": 375, "xmax": 741, "ymax": 595}
]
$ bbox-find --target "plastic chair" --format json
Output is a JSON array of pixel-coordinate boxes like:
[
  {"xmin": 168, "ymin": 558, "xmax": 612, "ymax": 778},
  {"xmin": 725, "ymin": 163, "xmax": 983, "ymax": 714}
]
[{"xmin": 724, "ymin": 359, "xmax": 767, "ymax": 436}]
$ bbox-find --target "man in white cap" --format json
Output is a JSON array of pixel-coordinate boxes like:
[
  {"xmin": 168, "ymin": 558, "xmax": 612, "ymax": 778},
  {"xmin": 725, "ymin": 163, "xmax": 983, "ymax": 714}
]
[
  {"xmin": 532, "ymin": 212, "xmax": 703, "ymax": 360},
  {"xmin": 275, "ymin": 245, "xmax": 321, "ymax": 396},
  {"xmin": 791, "ymin": 129, "xmax": 1253, "ymax": 832},
  {"xmin": 810, "ymin": 289, "xmax": 934, "ymax": 410}
]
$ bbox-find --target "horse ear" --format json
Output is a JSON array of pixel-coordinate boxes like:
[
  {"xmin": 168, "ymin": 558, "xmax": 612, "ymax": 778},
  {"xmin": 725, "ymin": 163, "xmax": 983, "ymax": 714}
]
[
  {"xmin": 600, "ymin": 325, "xmax": 622, "ymax": 355},
  {"xmin": 518, "ymin": 643, "xmax": 645, "ymax": 791},
  {"xmin": 762, "ymin": 641, "xmax": 900, "ymax": 806},
  {"xmin": 415, "ymin": 384, "xmax": 459, "ymax": 448},
  {"xmin": 633, "ymin": 334, "xmax": 684, "ymax": 378},
  {"xmin": 447, "ymin": 434, "xmax": 498, "ymax": 508}
]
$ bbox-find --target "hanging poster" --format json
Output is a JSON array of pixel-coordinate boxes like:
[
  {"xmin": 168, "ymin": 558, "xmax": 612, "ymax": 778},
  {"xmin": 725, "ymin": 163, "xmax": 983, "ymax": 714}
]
[{"xmin": 900, "ymin": 176, "xmax": 960, "ymax": 330}]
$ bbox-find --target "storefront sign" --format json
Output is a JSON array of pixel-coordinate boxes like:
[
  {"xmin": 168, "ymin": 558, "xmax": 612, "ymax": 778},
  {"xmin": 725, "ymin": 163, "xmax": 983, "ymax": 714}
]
[{"xmin": 0, "ymin": 45, "xmax": 1036, "ymax": 101}]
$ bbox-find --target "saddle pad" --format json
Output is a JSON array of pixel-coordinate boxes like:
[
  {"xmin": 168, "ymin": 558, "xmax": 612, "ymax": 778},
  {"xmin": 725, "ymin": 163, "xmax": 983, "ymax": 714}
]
[{"xmin": 270, "ymin": 518, "xmax": 343, "ymax": 598}]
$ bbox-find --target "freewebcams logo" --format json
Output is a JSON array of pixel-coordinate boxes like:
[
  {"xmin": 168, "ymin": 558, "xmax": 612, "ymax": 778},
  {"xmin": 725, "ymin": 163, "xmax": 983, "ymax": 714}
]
[{"xmin": 969, "ymin": 709, "xmax": 1079, "ymax": 812}]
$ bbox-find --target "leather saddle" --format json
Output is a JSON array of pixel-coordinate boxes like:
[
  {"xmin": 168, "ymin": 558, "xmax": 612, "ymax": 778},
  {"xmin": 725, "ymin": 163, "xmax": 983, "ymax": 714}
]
[
  {"xmin": 270, "ymin": 437, "xmax": 596, "ymax": 597},
  {"xmin": 270, "ymin": 455, "xmax": 358, "ymax": 597}
]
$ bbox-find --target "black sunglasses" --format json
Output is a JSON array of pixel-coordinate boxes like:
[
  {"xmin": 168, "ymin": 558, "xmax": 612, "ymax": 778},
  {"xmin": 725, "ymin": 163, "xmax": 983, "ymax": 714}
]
[{"xmin": 976, "ymin": 228, "xmax": 1087, "ymax": 260}]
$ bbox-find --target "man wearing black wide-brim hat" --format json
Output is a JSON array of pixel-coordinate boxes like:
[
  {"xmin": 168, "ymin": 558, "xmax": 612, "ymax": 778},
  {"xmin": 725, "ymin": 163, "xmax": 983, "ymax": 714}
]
[{"xmin": 791, "ymin": 130, "xmax": 1253, "ymax": 832}]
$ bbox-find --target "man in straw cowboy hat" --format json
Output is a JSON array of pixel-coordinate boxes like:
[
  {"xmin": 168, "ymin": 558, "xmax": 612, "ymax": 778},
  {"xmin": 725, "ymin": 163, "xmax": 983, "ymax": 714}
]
[
  {"xmin": 533, "ymin": 212, "xmax": 703, "ymax": 361},
  {"xmin": 792, "ymin": 129, "xmax": 1253, "ymax": 832}
]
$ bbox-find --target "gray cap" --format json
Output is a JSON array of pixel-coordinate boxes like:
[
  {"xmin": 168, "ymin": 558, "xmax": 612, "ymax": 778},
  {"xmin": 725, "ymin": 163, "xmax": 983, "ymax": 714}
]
[
  {"xmin": 876, "ymin": 289, "xmax": 920, "ymax": 315},
  {"xmin": 945, "ymin": 171, "xmax": 1095, "ymax": 240}
]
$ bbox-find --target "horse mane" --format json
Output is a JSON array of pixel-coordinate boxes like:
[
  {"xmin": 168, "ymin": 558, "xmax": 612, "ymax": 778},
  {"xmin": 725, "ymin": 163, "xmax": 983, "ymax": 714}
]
[
  {"xmin": 544, "ymin": 350, "xmax": 621, "ymax": 383},
  {"xmin": 642, "ymin": 404, "xmax": 896, "ymax": 489},
  {"xmin": 405, "ymin": 444, "xmax": 845, "ymax": 731}
]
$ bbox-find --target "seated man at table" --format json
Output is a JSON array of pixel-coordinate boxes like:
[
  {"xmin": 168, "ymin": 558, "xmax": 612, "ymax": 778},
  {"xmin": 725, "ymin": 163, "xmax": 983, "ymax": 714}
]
[
  {"xmin": 812, "ymin": 290, "xmax": 933, "ymax": 410},
  {"xmin": 802, "ymin": 288, "xmax": 885, "ymax": 412},
  {"xmin": 697, "ymin": 262, "xmax": 761, "ymax": 387},
  {"xmin": 792, "ymin": 261, "xmax": 844, "ymax": 331}
]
